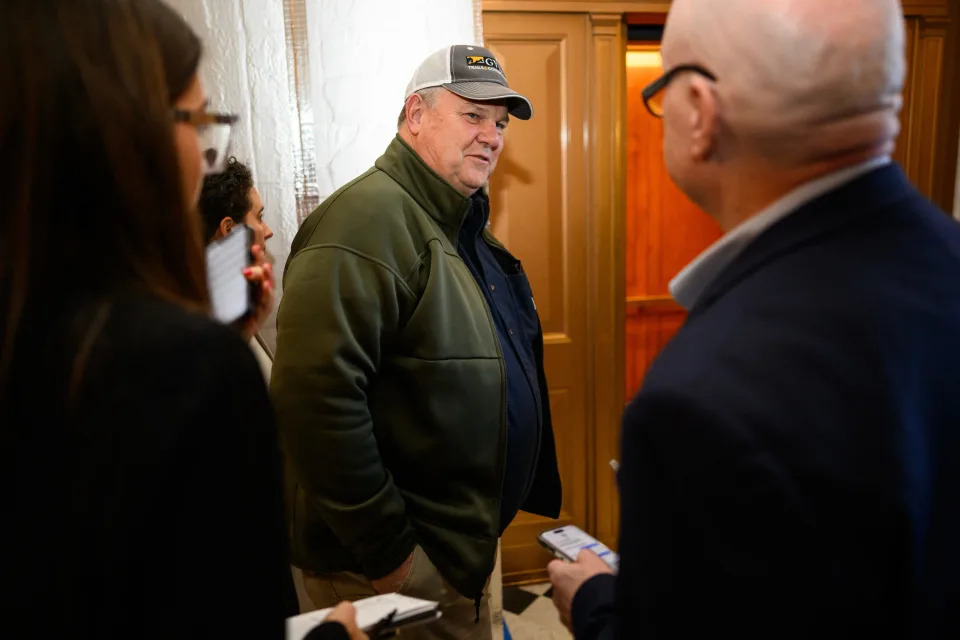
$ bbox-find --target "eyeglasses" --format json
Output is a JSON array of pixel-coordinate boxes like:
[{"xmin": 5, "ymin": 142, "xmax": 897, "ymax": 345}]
[
  {"xmin": 641, "ymin": 64, "xmax": 717, "ymax": 118},
  {"xmin": 172, "ymin": 109, "xmax": 239, "ymax": 175}
]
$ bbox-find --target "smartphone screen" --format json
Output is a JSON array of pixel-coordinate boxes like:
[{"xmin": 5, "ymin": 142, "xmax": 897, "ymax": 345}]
[
  {"xmin": 205, "ymin": 225, "xmax": 253, "ymax": 324},
  {"xmin": 539, "ymin": 525, "xmax": 619, "ymax": 571}
]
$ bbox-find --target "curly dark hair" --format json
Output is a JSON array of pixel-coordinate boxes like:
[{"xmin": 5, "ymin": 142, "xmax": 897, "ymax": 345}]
[{"xmin": 197, "ymin": 157, "xmax": 254, "ymax": 240}]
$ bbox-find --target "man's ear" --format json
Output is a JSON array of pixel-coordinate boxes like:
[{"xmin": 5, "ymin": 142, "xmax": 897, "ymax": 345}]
[
  {"xmin": 217, "ymin": 216, "xmax": 234, "ymax": 238},
  {"xmin": 405, "ymin": 93, "xmax": 427, "ymax": 134},
  {"xmin": 687, "ymin": 77, "xmax": 719, "ymax": 162}
]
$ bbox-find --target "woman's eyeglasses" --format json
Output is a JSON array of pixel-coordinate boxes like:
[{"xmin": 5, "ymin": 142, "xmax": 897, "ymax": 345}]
[{"xmin": 172, "ymin": 109, "xmax": 239, "ymax": 175}]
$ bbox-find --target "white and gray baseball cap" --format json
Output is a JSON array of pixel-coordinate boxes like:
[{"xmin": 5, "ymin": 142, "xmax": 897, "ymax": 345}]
[{"xmin": 404, "ymin": 45, "xmax": 533, "ymax": 120}]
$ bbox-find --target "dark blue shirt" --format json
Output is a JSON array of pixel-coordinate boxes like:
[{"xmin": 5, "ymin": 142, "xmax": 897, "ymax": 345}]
[{"xmin": 457, "ymin": 193, "xmax": 542, "ymax": 534}]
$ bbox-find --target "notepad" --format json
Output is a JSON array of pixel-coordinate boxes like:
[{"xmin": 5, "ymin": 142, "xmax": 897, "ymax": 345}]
[{"xmin": 286, "ymin": 593, "xmax": 441, "ymax": 639}]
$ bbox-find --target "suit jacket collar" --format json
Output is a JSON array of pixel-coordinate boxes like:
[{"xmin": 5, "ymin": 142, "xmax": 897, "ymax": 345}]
[
  {"xmin": 671, "ymin": 157, "xmax": 891, "ymax": 310},
  {"xmin": 689, "ymin": 164, "xmax": 916, "ymax": 318}
]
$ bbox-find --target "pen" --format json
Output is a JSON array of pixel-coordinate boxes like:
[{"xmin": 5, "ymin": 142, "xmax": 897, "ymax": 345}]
[{"xmin": 369, "ymin": 608, "xmax": 399, "ymax": 640}]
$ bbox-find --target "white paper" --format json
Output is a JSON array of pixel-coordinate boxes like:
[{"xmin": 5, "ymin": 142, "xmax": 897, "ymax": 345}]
[{"xmin": 286, "ymin": 593, "xmax": 439, "ymax": 639}]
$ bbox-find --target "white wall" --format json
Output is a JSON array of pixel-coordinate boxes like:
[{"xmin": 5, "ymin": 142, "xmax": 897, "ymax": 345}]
[
  {"xmin": 167, "ymin": 0, "xmax": 299, "ymax": 251},
  {"xmin": 165, "ymin": 0, "xmax": 299, "ymax": 347},
  {"xmin": 307, "ymin": 0, "xmax": 477, "ymax": 199}
]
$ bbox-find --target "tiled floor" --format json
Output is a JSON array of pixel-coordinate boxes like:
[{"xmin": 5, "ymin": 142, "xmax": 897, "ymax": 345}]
[{"xmin": 502, "ymin": 582, "xmax": 572, "ymax": 640}]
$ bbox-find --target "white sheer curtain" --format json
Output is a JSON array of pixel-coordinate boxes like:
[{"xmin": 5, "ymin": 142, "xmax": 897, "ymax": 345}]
[{"xmin": 305, "ymin": 0, "xmax": 477, "ymax": 204}]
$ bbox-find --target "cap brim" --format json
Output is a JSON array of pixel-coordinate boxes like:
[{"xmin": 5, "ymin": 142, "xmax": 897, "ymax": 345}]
[{"xmin": 442, "ymin": 81, "xmax": 533, "ymax": 120}]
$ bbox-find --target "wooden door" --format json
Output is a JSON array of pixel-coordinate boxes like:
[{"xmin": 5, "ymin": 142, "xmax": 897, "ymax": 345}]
[
  {"xmin": 894, "ymin": 10, "xmax": 960, "ymax": 209},
  {"xmin": 483, "ymin": 11, "xmax": 591, "ymax": 583},
  {"xmin": 624, "ymin": 45, "xmax": 721, "ymax": 399}
]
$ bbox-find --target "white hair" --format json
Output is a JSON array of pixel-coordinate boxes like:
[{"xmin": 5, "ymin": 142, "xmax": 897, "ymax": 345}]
[{"xmin": 397, "ymin": 87, "xmax": 444, "ymax": 129}]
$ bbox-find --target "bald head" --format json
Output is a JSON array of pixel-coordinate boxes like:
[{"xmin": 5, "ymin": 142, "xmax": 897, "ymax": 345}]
[{"xmin": 664, "ymin": 0, "xmax": 905, "ymax": 165}]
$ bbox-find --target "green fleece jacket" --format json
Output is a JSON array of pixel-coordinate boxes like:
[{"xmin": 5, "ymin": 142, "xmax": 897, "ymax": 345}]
[{"xmin": 272, "ymin": 136, "xmax": 561, "ymax": 600}]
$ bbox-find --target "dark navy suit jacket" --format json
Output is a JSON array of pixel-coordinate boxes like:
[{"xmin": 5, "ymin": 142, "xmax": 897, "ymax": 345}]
[{"xmin": 574, "ymin": 165, "xmax": 960, "ymax": 638}]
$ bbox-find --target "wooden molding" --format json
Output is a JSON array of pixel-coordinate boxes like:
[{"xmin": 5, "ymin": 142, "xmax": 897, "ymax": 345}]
[
  {"xmin": 625, "ymin": 295, "xmax": 682, "ymax": 314},
  {"xmin": 903, "ymin": 0, "xmax": 951, "ymax": 17},
  {"xmin": 590, "ymin": 12, "xmax": 622, "ymax": 32},
  {"xmin": 894, "ymin": 8, "xmax": 960, "ymax": 210},
  {"xmin": 931, "ymin": 0, "xmax": 960, "ymax": 211},
  {"xmin": 587, "ymin": 11, "xmax": 626, "ymax": 550}
]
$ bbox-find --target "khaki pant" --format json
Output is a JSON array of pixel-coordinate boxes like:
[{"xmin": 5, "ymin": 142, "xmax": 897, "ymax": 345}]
[
  {"xmin": 489, "ymin": 542, "xmax": 504, "ymax": 640},
  {"xmin": 302, "ymin": 546, "xmax": 493, "ymax": 640}
]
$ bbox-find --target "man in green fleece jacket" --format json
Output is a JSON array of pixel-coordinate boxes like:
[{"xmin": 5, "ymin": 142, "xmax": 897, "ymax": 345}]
[{"xmin": 272, "ymin": 45, "xmax": 561, "ymax": 639}]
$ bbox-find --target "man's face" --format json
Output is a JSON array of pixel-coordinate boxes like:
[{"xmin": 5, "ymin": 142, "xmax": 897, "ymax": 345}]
[
  {"xmin": 242, "ymin": 187, "xmax": 273, "ymax": 248},
  {"xmin": 415, "ymin": 90, "xmax": 510, "ymax": 196}
]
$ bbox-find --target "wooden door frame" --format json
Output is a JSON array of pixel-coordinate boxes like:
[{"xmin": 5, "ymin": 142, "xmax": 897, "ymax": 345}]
[
  {"xmin": 483, "ymin": 0, "xmax": 960, "ymax": 550},
  {"xmin": 484, "ymin": 0, "xmax": 635, "ymax": 549}
]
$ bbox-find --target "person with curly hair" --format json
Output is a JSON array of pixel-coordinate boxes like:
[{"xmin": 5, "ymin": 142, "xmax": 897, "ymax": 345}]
[
  {"xmin": 198, "ymin": 157, "xmax": 277, "ymax": 378},
  {"xmin": 198, "ymin": 156, "xmax": 274, "ymax": 249}
]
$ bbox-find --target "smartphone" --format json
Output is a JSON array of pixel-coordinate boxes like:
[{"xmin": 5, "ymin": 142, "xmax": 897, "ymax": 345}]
[
  {"xmin": 205, "ymin": 224, "xmax": 255, "ymax": 324},
  {"xmin": 538, "ymin": 525, "xmax": 619, "ymax": 571}
]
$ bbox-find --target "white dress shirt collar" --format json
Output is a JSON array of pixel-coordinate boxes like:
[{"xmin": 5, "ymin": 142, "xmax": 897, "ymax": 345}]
[{"xmin": 669, "ymin": 156, "xmax": 891, "ymax": 310}]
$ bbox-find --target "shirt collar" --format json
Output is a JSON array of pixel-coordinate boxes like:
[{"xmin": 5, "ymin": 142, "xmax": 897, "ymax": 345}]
[
  {"xmin": 465, "ymin": 191, "xmax": 491, "ymax": 235},
  {"xmin": 669, "ymin": 156, "xmax": 891, "ymax": 310}
]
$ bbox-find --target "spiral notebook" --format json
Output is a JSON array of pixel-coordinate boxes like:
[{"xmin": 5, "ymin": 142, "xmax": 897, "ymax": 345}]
[{"xmin": 286, "ymin": 593, "xmax": 441, "ymax": 639}]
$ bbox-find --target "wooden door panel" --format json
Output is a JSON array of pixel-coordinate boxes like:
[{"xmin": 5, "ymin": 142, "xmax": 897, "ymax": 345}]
[
  {"xmin": 486, "ymin": 40, "xmax": 566, "ymax": 335},
  {"xmin": 484, "ymin": 11, "xmax": 591, "ymax": 583},
  {"xmin": 625, "ymin": 305, "xmax": 686, "ymax": 401},
  {"xmin": 898, "ymin": 15, "xmax": 949, "ymax": 199}
]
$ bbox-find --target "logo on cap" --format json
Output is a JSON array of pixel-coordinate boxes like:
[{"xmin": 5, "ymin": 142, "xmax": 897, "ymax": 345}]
[{"xmin": 466, "ymin": 55, "xmax": 503, "ymax": 75}]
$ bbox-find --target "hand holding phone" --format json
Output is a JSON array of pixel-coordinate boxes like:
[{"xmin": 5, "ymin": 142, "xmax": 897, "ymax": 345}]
[
  {"xmin": 237, "ymin": 243, "xmax": 274, "ymax": 340},
  {"xmin": 538, "ymin": 525, "xmax": 619, "ymax": 571},
  {"xmin": 542, "ymin": 525, "xmax": 617, "ymax": 633}
]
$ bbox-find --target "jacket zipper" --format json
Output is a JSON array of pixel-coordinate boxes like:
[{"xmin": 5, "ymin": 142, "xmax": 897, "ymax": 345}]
[
  {"xmin": 482, "ymin": 234, "xmax": 543, "ymax": 510},
  {"xmin": 456, "ymin": 198, "xmax": 508, "ymax": 605}
]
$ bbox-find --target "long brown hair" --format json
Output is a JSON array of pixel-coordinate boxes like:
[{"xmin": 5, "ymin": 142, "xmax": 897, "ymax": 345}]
[{"xmin": 0, "ymin": 0, "xmax": 208, "ymax": 391}]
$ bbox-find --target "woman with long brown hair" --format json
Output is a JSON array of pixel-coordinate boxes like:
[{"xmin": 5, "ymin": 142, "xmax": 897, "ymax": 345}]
[{"xmin": 0, "ymin": 1, "xmax": 362, "ymax": 637}]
